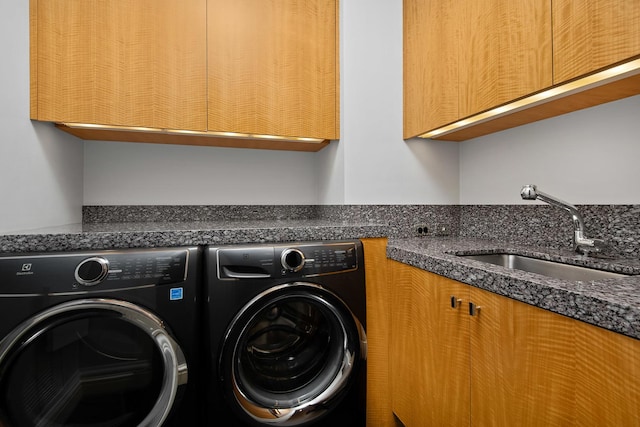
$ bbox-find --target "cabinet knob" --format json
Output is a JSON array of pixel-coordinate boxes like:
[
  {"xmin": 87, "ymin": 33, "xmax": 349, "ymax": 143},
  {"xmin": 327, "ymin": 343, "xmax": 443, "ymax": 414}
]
[
  {"xmin": 450, "ymin": 296, "xmax": 462, "ymax": 309},
  {"xmin": 469, "ymin": 302, "xmax": 482, "ymax": 316}
]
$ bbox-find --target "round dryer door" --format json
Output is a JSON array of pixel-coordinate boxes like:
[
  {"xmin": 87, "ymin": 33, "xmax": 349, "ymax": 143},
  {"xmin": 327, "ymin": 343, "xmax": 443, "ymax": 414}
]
[
  {"xmin": 219, "ymin": 282, "xmax": 367, "ymax": 426},
  {"xmin": 0, "ymin": 298, "xmax": 188, "ymax": 427}
]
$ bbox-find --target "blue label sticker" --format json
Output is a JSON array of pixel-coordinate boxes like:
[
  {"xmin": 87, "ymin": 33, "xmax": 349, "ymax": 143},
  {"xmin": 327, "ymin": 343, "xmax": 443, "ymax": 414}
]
[{"xmin": 170, "ymin": 287, "xmax": 184, "ymax": 301}]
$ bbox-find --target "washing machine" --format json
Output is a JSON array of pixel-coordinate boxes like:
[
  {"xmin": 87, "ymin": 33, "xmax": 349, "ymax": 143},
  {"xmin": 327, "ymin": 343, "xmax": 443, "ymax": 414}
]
[
  {"xmin": 0, "ymin": 246, "xmax": 201, "ymax": 427},
  {"xmin": 204, "ymin": 240, "xmax": 367, "ymax": 427}
]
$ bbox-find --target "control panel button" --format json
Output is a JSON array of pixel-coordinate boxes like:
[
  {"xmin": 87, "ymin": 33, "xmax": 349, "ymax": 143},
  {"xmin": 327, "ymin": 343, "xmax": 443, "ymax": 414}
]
[
  {"xmin": 75, "ymin": 257, "xmax": 110, "ymax": 286},
  {"xmin": 281, "ymin": 248, "xmax": 305, "ymax": 272}
]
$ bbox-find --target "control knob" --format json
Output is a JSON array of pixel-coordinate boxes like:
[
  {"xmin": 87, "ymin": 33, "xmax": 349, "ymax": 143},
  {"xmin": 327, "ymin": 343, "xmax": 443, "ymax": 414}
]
[
  {"xmin": 75, "ymin": 257, "xmax": 109, "ymax": 286},
  {"xmin": 281, "ymin": 248, "xmax": 305, "ymax": 272}
]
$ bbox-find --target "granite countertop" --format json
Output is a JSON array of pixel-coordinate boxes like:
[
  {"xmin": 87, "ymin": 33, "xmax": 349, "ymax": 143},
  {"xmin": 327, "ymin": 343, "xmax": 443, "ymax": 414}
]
[
  {"xmin": 0, "ymin": 220, "xmax": 390, "ymax": 253},
  {"xmin": 387, "ymin": 237, "xmax": 640, "ymax": 340}
]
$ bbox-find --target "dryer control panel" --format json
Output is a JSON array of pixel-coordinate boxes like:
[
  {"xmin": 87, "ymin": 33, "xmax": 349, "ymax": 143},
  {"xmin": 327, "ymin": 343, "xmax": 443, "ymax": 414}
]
[{"xmin": 216, "ymin": 241, "xmax": 359, "ymax": 280}]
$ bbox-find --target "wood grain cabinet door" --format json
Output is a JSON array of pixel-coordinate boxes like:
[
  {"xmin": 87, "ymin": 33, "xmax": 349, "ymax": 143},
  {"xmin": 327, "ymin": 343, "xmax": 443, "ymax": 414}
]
[
  {"xmin": 574, "ymin": 318, "xmax": 640, "ymax": 426},
  {"xmin": 470, "ymin": 287, "xmax": 640, "ymax": 427},
  {"xmin": 553, "ymin": 0, "xmax": 640, "ymax": 83},
  {"xmin": 207, "ymin": 0, "xmax": 339, "ymax": 140},
  {"xmin": 31, "ymin": 0, "xmax": 208, "ymax": 131},
  {"xmin": 403, "ymin": 0, "xmax": 552, "ymax": 139},
  {"xmin": 469, "ymin": 287, "xmax": 576, "ymax": 427},
  {"xmin": 389, "ymin": 261, "xmax": 470, "ymax": 427},
  {"xmin": 459, "ymin": 0, "xmax": 552, "ymax": 118},
  {"xmin": 403, "ymin": 0, "xmax": 461, "ymax": 138}
]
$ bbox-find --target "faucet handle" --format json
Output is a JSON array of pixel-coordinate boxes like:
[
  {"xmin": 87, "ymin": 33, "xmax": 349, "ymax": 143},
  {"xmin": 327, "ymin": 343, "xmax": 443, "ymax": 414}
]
[{"xmin": 575, "ymin": 234, "xmax": 608, "ymax": 255}]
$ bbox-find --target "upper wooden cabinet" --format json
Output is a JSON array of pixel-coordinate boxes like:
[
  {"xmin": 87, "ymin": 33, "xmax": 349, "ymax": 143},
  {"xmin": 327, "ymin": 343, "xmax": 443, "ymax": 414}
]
[
  {"xmin": 207, "ymin": 0, "xmax": 339, "ymax": 140},
  {"xmin": 459, "ymin": 0, "xmax": 552, "ymax": 117},
  {"xmin": 553, "ymin": 0, "xmax": 640, "ymax": 82},
  {"xmin": 403, "ymin": 0, "xmax": 552, "ymax": 139},
  {"xmin": 30, "ymin": 0, "xmax": 208, "ymax": 131},
  {"xmin": 30, "ymin": 0, "xmax": 338, "ymax": 151},
  {"xmin": 403, "ymin": 0, "xmax": 461, "ymax": 138},
  {"xmin": 404, "ymin": 0, "xmax": 640, "ymax": 141}
]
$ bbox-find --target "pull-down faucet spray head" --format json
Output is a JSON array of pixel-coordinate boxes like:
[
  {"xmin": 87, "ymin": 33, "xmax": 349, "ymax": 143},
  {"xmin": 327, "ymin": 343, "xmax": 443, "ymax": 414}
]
[
  {"xmin": 520, "ymin": 184, "xmax": 538, "ymax": 200},
  {"xmin": 520, "ymin": 184, "xmax": 605, "ymax": 255}
]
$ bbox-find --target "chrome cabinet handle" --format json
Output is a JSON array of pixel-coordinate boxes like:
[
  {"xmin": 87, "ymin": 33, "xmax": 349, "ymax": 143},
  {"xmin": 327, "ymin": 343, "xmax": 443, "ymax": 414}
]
[
  {"xmin": 469, "ymin": 302, "xmax": 482, "ymax": 316},
  {"xmin": 450, "ymin": 296, "xmax": 462, "ymax": 309}
]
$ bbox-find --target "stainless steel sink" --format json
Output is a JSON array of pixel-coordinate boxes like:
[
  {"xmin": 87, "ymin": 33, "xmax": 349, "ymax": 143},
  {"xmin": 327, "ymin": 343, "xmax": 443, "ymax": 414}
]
[{"xmin": 458, "ymin": 253, "xmax": 629, "ymax": 281}]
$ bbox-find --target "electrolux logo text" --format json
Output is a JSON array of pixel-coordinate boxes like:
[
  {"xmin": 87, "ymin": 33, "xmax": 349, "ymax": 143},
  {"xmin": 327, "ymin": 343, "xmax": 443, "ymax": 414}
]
[{"xmin": 16, "ymin": 263, "xmax": 34, "ymax": 276}]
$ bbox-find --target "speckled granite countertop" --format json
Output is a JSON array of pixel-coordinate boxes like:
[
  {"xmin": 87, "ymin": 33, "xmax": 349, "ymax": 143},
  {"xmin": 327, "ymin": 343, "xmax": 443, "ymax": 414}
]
[
  {"xmin": 387, "ymin": 237, "xmax": 640, "ymax": 340},
  {"xmin": 0, "ymin": 220, "xmax": 389, "ymax": 253}
]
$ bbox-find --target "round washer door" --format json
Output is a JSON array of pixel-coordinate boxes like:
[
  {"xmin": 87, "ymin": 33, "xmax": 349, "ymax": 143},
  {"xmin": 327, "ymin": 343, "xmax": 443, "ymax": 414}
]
[
  {"xmin": 0, "ymin": 298, "xmax": 188, "ymax": 427},
  {"xmin": 219, "ymin": 282, "xmax": 367, "ymax": 426}
]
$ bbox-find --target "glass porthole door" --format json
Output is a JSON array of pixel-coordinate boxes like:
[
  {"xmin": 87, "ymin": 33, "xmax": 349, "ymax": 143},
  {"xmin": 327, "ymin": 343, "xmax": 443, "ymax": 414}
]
[
  {"xmin": 219, "ymin": 283, "xmax": 367, "ymax": 426},
  {"xmin": 0, "ymin": 299, "xmax": 187, "ymax": 427}
]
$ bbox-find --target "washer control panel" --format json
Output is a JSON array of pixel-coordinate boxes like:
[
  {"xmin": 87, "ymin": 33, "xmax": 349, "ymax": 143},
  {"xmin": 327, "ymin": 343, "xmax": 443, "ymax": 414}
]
[
  {"xmin": 217, "ymin": 241, "xmax": 359, "ymax": 280},
  {"xmin": 0, "ymin": 248, "xmax": 190, "ymax": 293}
]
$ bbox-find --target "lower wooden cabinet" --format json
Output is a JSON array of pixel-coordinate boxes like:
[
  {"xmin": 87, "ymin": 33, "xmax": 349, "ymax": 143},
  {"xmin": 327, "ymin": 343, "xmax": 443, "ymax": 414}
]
[
  {"xmin": 469, "ymin": 285, "xmax": 576, "ymax": 426},
  {"xmin": 389, "ymin": 260, "xmax": 640, "ymax": 427},
  {"xmin": 574, "ymin": 319, "xmax": 640, "ymax": 426},
  {"xmin": 361, "ymin": 238, "xmax": 397, "ymax": 427},
  {"xmin": 389, "ymin": 259, "xmax": 470, "ymax": 426}
]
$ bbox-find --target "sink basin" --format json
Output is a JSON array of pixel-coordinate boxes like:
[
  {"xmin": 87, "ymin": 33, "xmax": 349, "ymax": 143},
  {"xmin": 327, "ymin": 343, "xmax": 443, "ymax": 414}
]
[{"xmin": 458, "ymin": 253, "xmax": 629, "ymax": 281}]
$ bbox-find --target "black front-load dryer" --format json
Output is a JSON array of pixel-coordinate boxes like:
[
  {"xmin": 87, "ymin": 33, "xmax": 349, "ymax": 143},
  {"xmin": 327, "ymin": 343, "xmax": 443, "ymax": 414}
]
[
  {"xmin": 0, "ymin": 246, "xmax": 201, "ymax": 427},
  {"xmin": 204, "ymin": 240, "xmax": 367, "ymax": 427}
]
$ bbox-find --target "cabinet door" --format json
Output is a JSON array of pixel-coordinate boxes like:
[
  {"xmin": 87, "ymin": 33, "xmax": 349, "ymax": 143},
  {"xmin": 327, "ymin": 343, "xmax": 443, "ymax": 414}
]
[
  {"xmin": 459, "ymin": 0, "xmax": 552, "ymax": 117},
  {"xmin": 207, "ymin": 0, "xmax": 339, "ymax": 140},
  {"xmin": 403, "ymin": 0, "xmax": 461, "ymax": 138},
  {"xmin": 361, "ymin": 239, "xmax": 396, "ymax": 427},
  {"xmin": 553, "ymin": 0, "xmax": 640, "ymax": 83},
  {"xmin": 575, "ymin": 320, "xmax": 640, "ymax": 426},
  {"xmin": 469, "ymin": 288, "xmax": 576, "ymax": 427},
  {"xmin": 31, "ymin": 0, "xmax": 207, "ymax": 131},
  {"xmin": 389, "ymin": 262, "xmax": 470, "ymax": 427}
]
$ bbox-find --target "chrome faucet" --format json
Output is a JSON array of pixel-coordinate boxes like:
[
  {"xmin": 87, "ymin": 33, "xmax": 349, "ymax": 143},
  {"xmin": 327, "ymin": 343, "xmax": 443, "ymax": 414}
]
[{"xmin": 520, "ymin": 185, "xmax": 606, "ymax": 254}]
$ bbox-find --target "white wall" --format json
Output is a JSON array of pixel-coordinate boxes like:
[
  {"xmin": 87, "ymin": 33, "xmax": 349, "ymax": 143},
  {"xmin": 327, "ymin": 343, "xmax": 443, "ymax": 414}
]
[
  {"xmin": 0, "ymin": 2, "xmax": 83, "ymax": 233},
  {"xmin": 459, "ymin": 95, "xmax": 640, "ymax": 205},
  {"xmin": 333, "ymin": 0, "xmax": 460, "ymax": 204},
  {"xmin": 84, "ymin": 0, "xmax": 460, "ymax": 206},
  {"xmin": 83, "ymin": 141, "xmax": 321, "ymax": 205}
]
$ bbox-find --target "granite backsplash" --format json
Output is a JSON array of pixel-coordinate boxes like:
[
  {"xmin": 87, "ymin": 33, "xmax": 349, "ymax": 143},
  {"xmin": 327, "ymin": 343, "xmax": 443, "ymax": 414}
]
[
  {"xmin": 459, "ymin": 205, "xmax": 640, "ymax": 259},
  {"xmin": 82, "ymin": 205, "xmax": 461, "ymax": 238},
  {"xmin": 82, "ymin": 205, "xmax": 321, "ymax": 223},
  {"xmin": 83, "ymin": 204, "xmax": 640, "ymax": 259}
]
